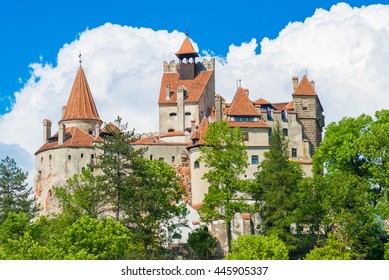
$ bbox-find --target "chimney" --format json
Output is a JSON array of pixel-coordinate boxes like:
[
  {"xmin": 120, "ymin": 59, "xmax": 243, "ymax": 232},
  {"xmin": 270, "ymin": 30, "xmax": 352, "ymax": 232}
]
[
  {"xmin": 176, "ymin": 86, "xmax": 185, "ymax": 131},
  {"xmin": 58, "ymin": 123, "xmax": 65, "ymax": 145},
  {"xmin": 42, "ymin": 119, "xmax": 52, "ymax": 144},
  {"xmin": 95, "ymin": 123, "xmax": 100, "ymax": 137},
  {"xmin": 215, "ymin": 94, "xmax": 223, "ymax": 122},
  {"xmin": 292, "ymin": 77, "xmax": 299, "ymax": 91},
  {"xmin": 166, "ymin": 84, "xmax": 170, "ymax": 100},
  {"xmin": 62, "ymin": 106, "xmax": 66, "ymax": 118},
  {"xmin": 310, "ymin": 80, "xmax": 315, "ymax": 91}
]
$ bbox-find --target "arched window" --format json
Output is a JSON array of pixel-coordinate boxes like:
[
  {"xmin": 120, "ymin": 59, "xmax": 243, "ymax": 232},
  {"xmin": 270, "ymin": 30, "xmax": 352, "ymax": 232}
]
[{"xmin": 194, "ymin": 161, "xmax": 200, "ymax": 169}]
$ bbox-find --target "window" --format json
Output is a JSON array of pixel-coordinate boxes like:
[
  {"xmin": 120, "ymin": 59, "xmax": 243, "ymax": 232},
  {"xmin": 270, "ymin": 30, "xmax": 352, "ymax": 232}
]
[
  {"xmin": 292, "ymin": 148, "xmax": 297, "ymax": 158},
  {"xmin": 88, "ymin": 130, "xmax": 93, "ymax": 135},
  {"xmin": 41, "ymin": 157, "xmax": 43, "ymax": 163},
  {"xmin": 283, "ymin": 128, "xmax": 288, "ymax": 137},
  {"xmin": 81, "ymin": 153, "xmax": 84, "ymax": 158},
  {"xmin": 168, "ymin": 128, "xmax": 175, "ymax": 132},
  {"xmin": 185, "ymin": 112, "xmax": 191, "ymax": 116},
  {"xmin": 150, "ymin": 154, "xmax": 153, "ymax": 160},
  {"xmin": 169, "ymin": 112, "xmax": 177, "ymax": 117},
  {"xmin": 68, "ymin": 155, "xmax": 71, "ymax": 160},
  {"xmin": 251, "ymin": 155, "xmax": 259, "ymax": 165},
  {"xmin": 267, "ymin": 110, "xmax": 273, "ymax": 121},
  {"xmin": 282, "ymin": 110, "xmax": 287, "ymax": 122},
  {"xmin": 268, "ymin": 129, "xmax": 272, "ymax": 143},
  {"xmin": 243, "ymin": 132, "xmax": 249, "ymax": 142},
  {"xmin": 194, "ymin": 161, "xmax": 200, "ymax": 169},
  {"xmin": 172, "ymin": 156, "xmax": 175, "ymax": 163},
  {"xmin": 91, "ymin": 154, "xmax": 95, "ymax": 160},
  {"xmin": 303, "ymin": 106, "xmax": 308, "ymax": 111},
  {"xmin": 159, "ymin": 157, "xmax": 164, "ymax": 161},
  {"xmin": 49, "ymin": 155, "xmax": 52, "ymax": 160}
]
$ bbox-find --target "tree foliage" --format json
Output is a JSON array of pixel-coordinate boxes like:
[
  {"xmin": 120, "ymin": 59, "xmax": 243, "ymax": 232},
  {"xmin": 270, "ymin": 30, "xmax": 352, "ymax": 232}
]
[
  {"xmin": 0, "ymin": 157, "xmax": 34, "ymax": 224},
  {"xmin": 187, "ymin": 228, "xmax": 217, "ymax": 260},
  {"xmin": 199, "ymin": 121, "xmax": 251, "ymax": 253},
  {"xmin": 95, "ymin": 116, "xmax": 145, "ymax": 221},
  {"xmin": 225, "ymin": 234, "xmax": 289, "ymax": 260},
  {"xmin": 253, "ymin": 121, "xmax": 303, "ymax": 248},
  {"xmin": 121, "ymin": 157, "xmax": 186, "ymax": 258},
  {"xmin": 304, "ymin": 234, "xmax": 351, "ymax": 260}
]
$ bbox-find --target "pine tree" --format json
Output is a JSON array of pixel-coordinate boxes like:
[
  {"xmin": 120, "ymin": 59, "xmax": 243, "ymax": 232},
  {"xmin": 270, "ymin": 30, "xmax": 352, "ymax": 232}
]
[
  {"xmin": 95, "ymin": 116, "xmax": 145, "ymax": 221},
  {"xmin": 253, "ymin": 121, "xmax": 303, "ymax": 248},
  {"xmin": 0, "ymin": 157, "xmax": 34, "ymax": 224}
]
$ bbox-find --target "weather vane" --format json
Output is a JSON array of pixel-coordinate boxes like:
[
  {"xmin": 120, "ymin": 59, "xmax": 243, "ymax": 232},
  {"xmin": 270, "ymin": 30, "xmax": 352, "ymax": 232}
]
[{"xmin": 186, "ymin": 24, "xmax": 189, "ymax": 36}]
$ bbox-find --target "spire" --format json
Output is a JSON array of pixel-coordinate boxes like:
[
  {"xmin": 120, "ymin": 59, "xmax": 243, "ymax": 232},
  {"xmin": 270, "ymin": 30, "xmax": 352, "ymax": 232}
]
[
  {"xmin": 175, "ymin": 35, "xmax": 199, "ymax": 58},
  {"xmin": 60, "ymin": 66, "xmax": 102, "ymax": 124}
]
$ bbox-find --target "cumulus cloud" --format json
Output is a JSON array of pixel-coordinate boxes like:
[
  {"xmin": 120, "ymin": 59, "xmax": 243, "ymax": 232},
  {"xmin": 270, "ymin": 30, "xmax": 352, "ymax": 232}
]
[{"xmin": 2, "ymin": 3, "xmax": 389, "ymax": 185}]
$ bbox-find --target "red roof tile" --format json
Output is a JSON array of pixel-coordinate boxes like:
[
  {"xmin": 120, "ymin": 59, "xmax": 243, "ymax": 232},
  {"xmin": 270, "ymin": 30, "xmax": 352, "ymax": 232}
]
[
  {"xmin": 284, "ymin": 100, "xmax": 295, "ymax": 111},
  {"xmin": 60, "ymin": 66, "xmax": 102, "ymax": 123},
  {"xmin": 228, "ymin": 88, "xmax": 260, "ymax": 116},
  {"xmin": 159, "ymin": 131, "xmax": 186, "ymax": 138},
  {"xmin": 293, "ymin": 75, "xmax": 316, "ymax": 96},
  {"xmin": 175, "ymin": 36, "xmax": 198, "ymax": 56},
  {"xmin": 35, "ymin": 126, "xmax": 101, "ymax": 155},
  {"xmin": 254, "ymin": 97, "xmax": 271, "ymax": 105},
  {"xmin": 158, "ymin": 71, "xmax": 213, "ymax": 104},
  {"xmin": 272, "ymin": 102, "xmax": 289, "ymax": 110}
]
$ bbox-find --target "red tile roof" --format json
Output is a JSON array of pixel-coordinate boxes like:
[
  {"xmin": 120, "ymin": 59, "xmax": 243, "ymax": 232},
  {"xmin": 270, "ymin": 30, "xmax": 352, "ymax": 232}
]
[
  {"xmin": 159, "ymin": 131, "xmax": 186, "ymax": 138},
  {"xmin": 158, "ymin": 71, "xmax": 213, "ymax": 104},
  {"xmin": 190, "ymin": 117, "xmax": 209, "ymax": 146},
  {"xmin": 60, "ymin": 66, "xmax": 102, "ymax": 123},
  {"xmin": 175, "ymin": 36, "xmax": 198, "ymax": 56},
  {"xmin": 228, "ymin": 87, "xmax": 260, "ymax": 116},
  {"xmin": 293, "ymin": 75, "xmax": 316, "ymax": 96},
  {"xmin": 254, "ymin": 97, "xmax": 271, "ymax": 105},
  {"xmin": 284, "ymin": 100, "xmax": 295, "ymax": 111},
  {"xmin": 35, "ymin": 126, "xmax": 101, "ymax": 155},
  {"xmin": 272, "ymin": 102, "xmax": 289, "ymax": 111}
]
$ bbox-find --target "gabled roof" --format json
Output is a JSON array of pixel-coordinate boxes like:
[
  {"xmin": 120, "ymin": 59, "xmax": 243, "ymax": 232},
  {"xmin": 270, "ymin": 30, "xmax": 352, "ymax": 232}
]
[
  {"xmin": 254, "ymin": 97, "xmax": 271, "ymax": 105},
  {"xmin": 175, "ymin": 36, "xmax": 199, "ymax": 57},
  {"xmin": 293, "ymin": 75, "xmax": 316, "ymax": 96},
  {"xmin": 158, "ymin": 71, "xmax": 213, "ymax": 104},
  {"xmin": 60, "ymin": 66, "xmax": 102, "ymax": 123},
  {"xmin": 272, "ymin": 102, "xmax": 289, "ymax": 111},
  {"xmin": 35, "ymin": 126, "xmax": 102, "ymax": 155},
  {"xmin": 227, "ymin": 87, "xmax": 260, "ymax": 116}
]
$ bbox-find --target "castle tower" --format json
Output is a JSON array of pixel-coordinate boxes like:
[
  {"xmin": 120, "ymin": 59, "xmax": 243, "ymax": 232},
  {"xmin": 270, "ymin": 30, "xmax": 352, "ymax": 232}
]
[
  {"xmin": 292, "ymin": 75, "xmax": 325, "ymax": 150},
  {"xmin": 158, "ymin": 34, "xmax": 215, "ymax": 139},
  {"xmin": 34, "ymin": 65, "xmax": 103, "ymax": 215}
]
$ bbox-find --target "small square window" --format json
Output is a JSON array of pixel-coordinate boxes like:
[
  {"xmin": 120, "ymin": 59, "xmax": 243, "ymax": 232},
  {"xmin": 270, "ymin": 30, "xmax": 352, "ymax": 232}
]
[
  {"xmin": 251, "ymin": 155, "xmax": 259, "ymax": 165},
  {"xmin": 292, "ymin": 148, "xmax": 297, "ymax": 158},
  {"xmin": 243, "ymin": 132, "xmax": 249, "ymax": 142},
  {"xmin": 68, "ymin": 155, "xmax": 71, "ymax": 160}
]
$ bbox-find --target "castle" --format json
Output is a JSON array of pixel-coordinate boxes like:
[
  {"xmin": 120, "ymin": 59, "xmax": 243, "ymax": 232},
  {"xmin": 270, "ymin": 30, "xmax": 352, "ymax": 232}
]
[{"xmin": 34, "ymin": 34, "xmax": 325, "ymax": 237}]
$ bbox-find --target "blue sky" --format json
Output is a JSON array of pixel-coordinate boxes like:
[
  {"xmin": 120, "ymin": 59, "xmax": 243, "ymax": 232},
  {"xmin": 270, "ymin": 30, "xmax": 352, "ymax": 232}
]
[
  {"xmin": 0, "ymin": 0, "xmax": 384, "ymax": 114},
  {"xmin": 2, "ymin": 0, "xmax": 389, "ymax": 180}
]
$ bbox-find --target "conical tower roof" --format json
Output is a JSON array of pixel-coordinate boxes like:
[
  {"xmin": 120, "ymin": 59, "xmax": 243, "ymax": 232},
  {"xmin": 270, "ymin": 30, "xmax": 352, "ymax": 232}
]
[
  {"xmin": 60, "ymin": 66, "xmax": 102, "ymax": 124},
  {"xmin": 175, "ymin": 36, "xmax": 199, "ymax": 58}
]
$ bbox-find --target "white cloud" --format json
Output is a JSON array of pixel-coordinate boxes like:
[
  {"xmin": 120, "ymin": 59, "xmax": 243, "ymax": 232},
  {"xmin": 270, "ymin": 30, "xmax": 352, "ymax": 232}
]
[{"xmin": 2, "ymin": 3, "xmax": 389, "ymax": 183}]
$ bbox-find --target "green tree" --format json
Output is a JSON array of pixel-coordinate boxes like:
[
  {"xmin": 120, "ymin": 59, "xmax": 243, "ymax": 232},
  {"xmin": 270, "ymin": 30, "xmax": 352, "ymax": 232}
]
[
  {"xmin": 121, "ymin": 158, "xmax": 185, "ymax": 258},
  {"xmin": 225, "ymin": 234, "xmax": 288, "ymax": 260},
  {"xmin": 253, "ymin": 121, "xmax": 303, "ymax": 249},
  {"xmin": 304, "ymin": 233, "xmax": 352, "ymax": 260},
  {"xmin": 54, "ymin": 169, "xmax": 103, "ymax": 220},
  {"xmin": 187, "ymin": 228, "xmax": 217, "ymax": 260},
  {"xmin": 95, "ymin": 117, "xmax": 145, "ymax": 221},
  {"xmin": 199, "ymin": 121, "xmax": 251, "ymax": 253},
  {"xmin": 0, "ymin": 157, "xmax": 34, "ymax": 223}
]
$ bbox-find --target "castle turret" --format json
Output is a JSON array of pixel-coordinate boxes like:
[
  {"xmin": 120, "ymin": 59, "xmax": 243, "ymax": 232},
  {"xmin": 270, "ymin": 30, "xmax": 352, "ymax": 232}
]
[
  {"xmin": 35, "ymin": 64, "xmax": 104, "ymax": 215},
  {"xmin": 292, "ymin": 74, "xmax": 325, "ymax": 150}
]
